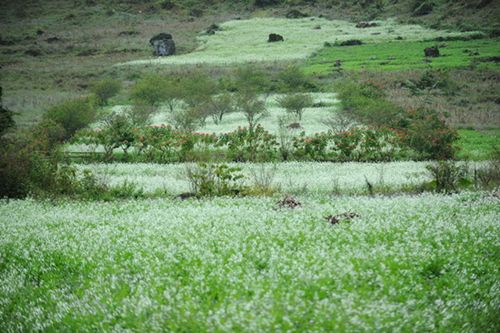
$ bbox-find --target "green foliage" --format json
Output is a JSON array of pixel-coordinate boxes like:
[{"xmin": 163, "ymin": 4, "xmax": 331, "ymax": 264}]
[
  {"xmin": 179, "ymin": 74, "xmax": 217, "ymax": 108},
  {"xmin": 0, "ymin": 137, "xmax": 106, "ymax": 199},
  {"xmin": 292, "ymin": 127, "xmax": 407, "ymax": 162},
  {"xmin": 472, "ymin": 148, "xmax": 500, "ymax": 189},
  {"xmin": 425, "ymin": 161, "xmax": 469, "ymax": 193},
  {"xmin": 402, "ymin": 108, "xmax": 459, "ymax": 160},
  {"xmin": 337, "ymin": 80, "xmax": 458, "ymax": 159},
  {"xmin": 276, "ymin": 93, "xmax": 313, "ymax": 120},
  {"xmin": 233, "ymin": 65, "xmax": 272, "ymax": 93},
  {"xmin": 125, "ymin": 104, "xmax": 155, "ymax": 127},
  {"xmin": 205, "ymin": 93, "xmax": 235, "ymax": 124},
  {"xmin": 90, "ymin": 78, "xmax": 121, "ymax": 106},
  {"xmin": 337, "ymin": 80, "xmax": 402, "ymax": 127},
  {"xmin": 170, "ymin": 106, "xmax": 206, "ymax": 132},
  {"xmin": 278, "ymin": 65, "xmax": 311, "ymax": 91},
  {"xmin": 405, "ymin": 69, "xmax": 458, "ymax": 95},
  {"xmin": 184, "ymin": 163, "xmax": 245, "ymax": 197},
  {"xmin": 0, "ymin": 87, "xmax": 15, "ymax": 137},
  {"xmin": 98, "ymin": 112, "xmax": 136, "ymax": 158},
  {"xmin": 218, "ymin": 125, "xmax": 279, "ymax": 162},
  {"xmin": 43, "ymin": 97, "xmax": 96, "ymax": 141},
  {"xmin": 234, "ymin": 91, "xmax": 269, "ymax": 131},
  {"xmin": 130, "ymin": 75, "xmax": 175, "ymax": 108}
]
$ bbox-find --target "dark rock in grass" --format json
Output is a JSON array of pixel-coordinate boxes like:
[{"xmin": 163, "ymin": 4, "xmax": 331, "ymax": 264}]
[
  {"xmin": 424, "ymin": 46, "xmax": 440, "ymax": 57},
  {"xmin": 355, "ymin": 21, "xmax": 379, "ymax": 28},
  {"xmin": 118, "ymin": 30, "xmax": 140, "ymax": 37},
  {"xmin": 478, "ymin": 56, "xmax": 500, "ymax": 63},
  {"xmin": 77, "ymin": 48, "xmax": 97, "ymax": 56},
  {"xmin": 287, "ymin": 122, "xmax": 302, "ymax": 129},
  {"xmin": 24, "ymin": 49, "xmax": 42, "ymax": 57},
  {"xmin": 36, "ymin": 29, "xmax": 45, "ymax": 36},
  {"xmin": 206, "ymin": 24, "xmax": 221, "ymax": 35},
  {"xmin": 268, "ymin": 33, "xmax": 284, "ymax": 42},
  {"xmin": 338, "ymin": 39, "xmax": 363, "ymax": 46},
  {"xmin": 149, "ymin": 33, "xmax": 176, "ymax": 56},
  {"xmin": 176, "ymin": 192, "xmax": 197, "ymax": 200},
  {"xmin": 277, "ymin": 195, "xmax": 301, "ymax": 209},
  {"xmin": 190, "ymin": 8, "xmax": 203, "ymax": 17},
  {"xmin": 286, "ymin": 9, "xmax": 308, "ymax": 19},
  {"xmin": 45, "ymin": 36, "xmax": 61, "ymax": 43},
  {"xmin": 326, "ymin": 212, "xmax": 360, "ymax": 225},
  {"xmin": 161, "ymin": 1, "xmax": 176, "ymax": 10},
  {"xmin": 395, "ymin": 36, "xmax": 404, "ymax": 40}
]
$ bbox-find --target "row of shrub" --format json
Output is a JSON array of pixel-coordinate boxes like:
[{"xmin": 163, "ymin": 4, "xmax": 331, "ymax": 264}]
[{"xmin": 73, "ymin": 124, "xmax": 420, "ymax": 163}]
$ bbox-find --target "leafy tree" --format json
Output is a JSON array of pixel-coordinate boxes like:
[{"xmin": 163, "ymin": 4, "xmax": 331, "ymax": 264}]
[
  {"xmin": 179, "ymin": 74, "xmax": 217, "ymax": 108},
  {"xmin": 131, "ymin": 75, "xmax": 181, "ymax": 111},
  {"xmin": 276, "ymin": 93, "xmax": 313, "ymax": 120},
  {"xmin": 170, "ymin": 106, "xmax": 206, "ymax": 132},
  {"xmin": 90, "ymin": 78, "xmax": 121, "ymax": 106},
  {"xmin": 99, "ymin": 112, "xmax": 136, "ymax": 157},
  {"xmin": 235, "ymin": 91, "xmax": 269, "ymax": 131},
  {"xmin": 43, "ymin": 97, "xmax": 96, "ymax": 141},
  {"xmin": 205, "ymin": 93, "xmax": 235, "ymax": 124},
  {"xmin": 278, "ymin": 65, "xmax": 309, "ymax": 91}
]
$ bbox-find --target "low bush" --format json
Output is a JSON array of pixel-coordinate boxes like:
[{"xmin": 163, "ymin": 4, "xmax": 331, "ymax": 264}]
[
  {"xmin": 43, "ymin": 97, "xmax": 96, "ymax": 141},
  {"xmin": 90, "ymin": 78, "xmax": 121, "ymax": 106},
  {"xmin": 425, "ymin": 161, "xmax": 470, "ymax": 193},
  {"xmin": 276, "ymin": 93, "xmax": 313, "ymax": 121},
  {"xmin": 218, "ymin": 125, "xmax": 279, "ymax": 162},
  {"xmin": 184, "ymin": 163, "xmax": 245, "ymax": 197}
]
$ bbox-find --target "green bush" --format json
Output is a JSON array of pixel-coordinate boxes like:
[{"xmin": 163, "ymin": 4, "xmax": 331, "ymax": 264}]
[
  {"xmin": 184, "ymin": 163, "xmax": 245, "ymax": 197},
  {"xmin": 402, "ymin": 108, "xmax": 458, "ymax": 160},
  {"xmin": 278, "ymin": 65, "xmax": 311, "ymax": 91},
  {"xmin": 337, "ymin": 80, "xmax": 458, "ymax": 159},
  {"xmin": 426, "ymin": 161, "xmax": 469, "ymax": 193},
  {"xmin": 276, "ymin": 93, "xmax": 313, "ymax": 120},
  {"xmin": 234, "ymin": 91, "xmax": 269, "ymax": 131},
  {"xmin": 218, "ymin": 125, "xmax": 279, "ymax": 162},
  {"xmin": 97, "ymin": 112, "xmax": 136, "ymax": 158},
  {"xmin": 90, "ymin": 78, "xmax": 121, "ymax": 106},
  {"xmin": 43, "ymin": 97, "xmax": 96, "ymax": 141},
  {"xmin": 130, "ymin": 75, "xmax": 171, "ymax": 108}
]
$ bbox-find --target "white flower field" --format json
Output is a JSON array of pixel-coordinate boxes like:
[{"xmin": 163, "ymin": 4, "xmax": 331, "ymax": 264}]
[{"xmin": 1, "ymin": 192, "xmax": 498, "ymax": 332}]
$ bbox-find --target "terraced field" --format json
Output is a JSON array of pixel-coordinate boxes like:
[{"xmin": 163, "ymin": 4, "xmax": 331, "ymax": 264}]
[{"xmin": 123, "ymin": 17, "xmax": 481, "ymax": 66}]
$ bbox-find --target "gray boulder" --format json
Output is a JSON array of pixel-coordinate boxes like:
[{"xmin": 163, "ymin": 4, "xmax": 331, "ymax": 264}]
[{"xmin": 149, "ymin": 33, "xmax": 176, "ymax": 56}]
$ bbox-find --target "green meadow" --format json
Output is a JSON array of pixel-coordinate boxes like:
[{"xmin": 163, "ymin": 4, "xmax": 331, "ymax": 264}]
[{"xmin": 304, "ymin": 38, "xmax": 500, "ymax": 73}]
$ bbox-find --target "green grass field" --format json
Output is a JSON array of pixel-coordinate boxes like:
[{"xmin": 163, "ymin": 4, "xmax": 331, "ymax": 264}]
[
  {"xmin": 304, "ymin": 38, "xmax": 500, "ymax": 74},
  {"xmin": 456, "ymin": 129, "xmax": 500, "ymax": 160}
]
